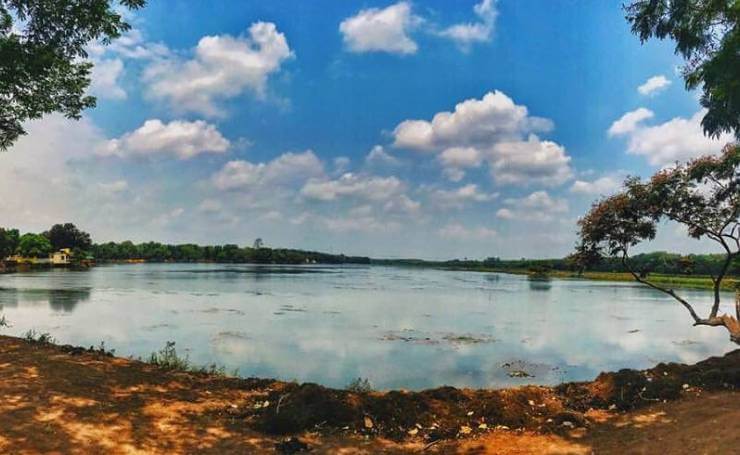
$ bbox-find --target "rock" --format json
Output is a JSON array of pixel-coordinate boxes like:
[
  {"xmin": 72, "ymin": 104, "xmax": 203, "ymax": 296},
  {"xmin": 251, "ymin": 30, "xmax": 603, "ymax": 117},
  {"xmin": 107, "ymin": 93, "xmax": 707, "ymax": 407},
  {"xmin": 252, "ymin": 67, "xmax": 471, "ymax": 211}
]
[
  {"xmin": 275, "ymin": 437, "xmax": 311, "ymax": 454},
  {"xmin": 363, "ymin": 416, "xmax": 374, "ymax": 429}
]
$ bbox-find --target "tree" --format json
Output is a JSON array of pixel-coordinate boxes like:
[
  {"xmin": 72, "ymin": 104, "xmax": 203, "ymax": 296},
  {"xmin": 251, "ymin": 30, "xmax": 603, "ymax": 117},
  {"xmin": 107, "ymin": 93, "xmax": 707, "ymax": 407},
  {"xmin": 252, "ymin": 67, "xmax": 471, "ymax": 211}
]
[
  {"xmin": 577, "ymin": 144, "xmax": 740, "ymax": 344},
  {"xmin": 0, "ymin": 227, "xmax": 19, "ymax": 258},
  {"xmin": 625, "ymin": 0, "xmax": 740, "ymax": 138},
  {"xmin": 253, "ymin": 238, "xmax": 264, "ymax": 249},
  {"xmin": 17, "ymin": 233, "xmax": 52, "ymax": 258},
  {"xmin": 0, "ymin": 0, "xmax": 146, "ymax": 150},
  {"xmin": 44, "ymin": 223, "xmax": 92, "ymax": 251}
]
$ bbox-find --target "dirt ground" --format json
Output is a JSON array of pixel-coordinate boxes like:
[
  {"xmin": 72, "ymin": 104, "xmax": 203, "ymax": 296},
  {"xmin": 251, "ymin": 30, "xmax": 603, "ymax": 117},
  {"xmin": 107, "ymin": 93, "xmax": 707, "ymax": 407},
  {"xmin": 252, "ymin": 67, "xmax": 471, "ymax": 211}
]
[{"xmin": 0, "ymin": 335, "xmax": 738, "ymax": 454}]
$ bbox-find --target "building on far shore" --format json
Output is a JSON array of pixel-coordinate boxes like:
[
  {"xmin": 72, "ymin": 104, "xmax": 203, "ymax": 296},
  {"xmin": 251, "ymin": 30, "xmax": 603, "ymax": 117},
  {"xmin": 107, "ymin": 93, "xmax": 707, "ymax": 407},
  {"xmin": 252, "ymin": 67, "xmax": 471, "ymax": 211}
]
[
  {"xmin": 51, "ymin": 248, "xmax": 72, "ymax": 266},
  {"xmin": 6, "ymin": 248, "xmax": 73, "ymax": 267}
]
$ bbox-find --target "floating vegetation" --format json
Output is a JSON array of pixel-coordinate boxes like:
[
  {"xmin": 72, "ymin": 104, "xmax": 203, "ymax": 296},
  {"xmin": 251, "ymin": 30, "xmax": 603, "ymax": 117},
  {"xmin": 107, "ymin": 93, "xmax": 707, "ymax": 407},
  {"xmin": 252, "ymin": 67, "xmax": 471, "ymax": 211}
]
[{"xmin": 380, "ymin": 330, "xmax": 496, "ymax": 346}]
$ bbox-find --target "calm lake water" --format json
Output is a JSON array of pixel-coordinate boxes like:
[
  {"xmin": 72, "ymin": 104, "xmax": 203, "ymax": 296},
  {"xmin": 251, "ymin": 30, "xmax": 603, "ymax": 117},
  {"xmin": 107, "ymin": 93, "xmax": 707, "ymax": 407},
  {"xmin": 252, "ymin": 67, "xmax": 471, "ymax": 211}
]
[{"xmin": 0, "ymin": 264, "xmax": 735, "ymax": 390}]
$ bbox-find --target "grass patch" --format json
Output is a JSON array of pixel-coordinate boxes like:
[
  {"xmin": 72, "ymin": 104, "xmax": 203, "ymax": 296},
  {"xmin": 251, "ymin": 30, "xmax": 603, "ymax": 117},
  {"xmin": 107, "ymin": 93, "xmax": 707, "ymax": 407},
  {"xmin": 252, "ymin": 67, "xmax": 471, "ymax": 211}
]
[
  {"xmin": 346, "ymin": 377, "xmax": 374, "ymax": 393},
  {"xmin": 23, "ymin": 329, "xmax": 55, "ymax": 345},
  {"xmin": 147, "ymin": 341, "xmax": 232, "ymax": 377}
]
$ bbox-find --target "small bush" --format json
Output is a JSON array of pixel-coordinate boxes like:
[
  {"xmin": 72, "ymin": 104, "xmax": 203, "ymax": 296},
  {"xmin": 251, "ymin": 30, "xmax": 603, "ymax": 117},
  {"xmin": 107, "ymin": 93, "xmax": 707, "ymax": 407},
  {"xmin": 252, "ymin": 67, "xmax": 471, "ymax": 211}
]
[
  {"xmin": 148, "ymin": 341, "xmax": 190, "ymax": 371},
  {"xmin": 346, "ymin": 377, "xmax": 374, "ymax": 393},
  {"xmin": 23, "ymin": 329, "xmax": 55, "ymax": 345}
]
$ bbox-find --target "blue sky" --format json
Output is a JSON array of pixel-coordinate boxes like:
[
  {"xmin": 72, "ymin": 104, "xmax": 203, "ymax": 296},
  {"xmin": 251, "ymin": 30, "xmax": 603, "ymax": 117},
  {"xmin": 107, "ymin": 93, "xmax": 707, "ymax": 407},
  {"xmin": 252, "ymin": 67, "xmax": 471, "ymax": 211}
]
[{"xmin": 2, "ymin": 0, "xmax": 732, "ymax": 259}]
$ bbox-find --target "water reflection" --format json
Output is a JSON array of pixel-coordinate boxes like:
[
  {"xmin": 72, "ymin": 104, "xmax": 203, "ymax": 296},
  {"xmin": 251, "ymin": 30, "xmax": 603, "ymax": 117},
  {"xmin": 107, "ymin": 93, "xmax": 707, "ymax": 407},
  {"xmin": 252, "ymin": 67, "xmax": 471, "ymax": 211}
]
[
  {"xmin": 0, "ymin": 287, "xmax": 91, "ymax": 312},
  {"xmin": 527, "ymin": 276, "xmax": 552, "ymax": 291},
  {"xmin": 0, "ymin": 264, "xmax": 734, "ymax": 390}
]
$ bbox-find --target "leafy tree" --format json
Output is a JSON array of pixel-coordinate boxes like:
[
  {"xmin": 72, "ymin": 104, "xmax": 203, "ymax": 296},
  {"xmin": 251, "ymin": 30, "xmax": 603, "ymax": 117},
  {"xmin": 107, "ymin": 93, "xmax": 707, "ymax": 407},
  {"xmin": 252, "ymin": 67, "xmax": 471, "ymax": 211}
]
[
  {"xmin": 625, "ymin": 0, "xmax": 740, "ymax": 138},
  {"xmin": 44, "ymin": 223, "xmax": 92, "ymax": 251},
  {"xmin": 0, "ymin": 227, "xmax": 19, "ymax": 258},
  {"xmin": 17, "ymin": 233, "xmax": 51, "ymax": 258},
  {"xmin": 577, "ymin": 144, "xmax": 740, "ymax": 344},
  {"xmin": 0, "ymin": 0, "xmax": 146, "ymax": 150}
]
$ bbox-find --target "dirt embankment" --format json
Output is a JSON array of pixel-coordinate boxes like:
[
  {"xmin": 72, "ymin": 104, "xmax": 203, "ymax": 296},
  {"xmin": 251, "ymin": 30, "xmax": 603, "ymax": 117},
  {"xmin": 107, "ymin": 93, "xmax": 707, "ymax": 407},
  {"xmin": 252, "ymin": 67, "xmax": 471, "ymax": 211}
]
[{"xmin": 0, "ymin": 335, "xmax": 738, "ymax": 454}]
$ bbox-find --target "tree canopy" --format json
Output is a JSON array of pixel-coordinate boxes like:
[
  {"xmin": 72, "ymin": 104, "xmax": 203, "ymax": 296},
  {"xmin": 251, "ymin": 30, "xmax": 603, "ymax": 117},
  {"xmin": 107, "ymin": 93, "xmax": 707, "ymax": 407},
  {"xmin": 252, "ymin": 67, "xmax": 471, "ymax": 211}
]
[
  {"xmin": 577, "ymin": 144, "xmax": 740, "ymax": 344},
  {"xmin": 44, "ymin": 223, "xmax": 92, "ymax": 251},
  {"xmin": 626, "ymin": 0, "xmax": 740, "ymax": 138},
  {"xmin": 0, "ymin": 0, "xmax": 146, "ymax": 150},
  {"xmin": 17, "ymin": 232, "xmax": 51, "ymax": 257}
]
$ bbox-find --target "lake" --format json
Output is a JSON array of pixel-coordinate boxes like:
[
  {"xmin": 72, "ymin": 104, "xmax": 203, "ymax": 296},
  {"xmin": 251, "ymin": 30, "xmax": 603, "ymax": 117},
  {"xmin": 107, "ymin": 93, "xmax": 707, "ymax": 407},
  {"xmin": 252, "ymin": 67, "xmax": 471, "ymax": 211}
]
[{"xmin": 0, "ymin": 263, "xmax": 735, "ymax": 390}]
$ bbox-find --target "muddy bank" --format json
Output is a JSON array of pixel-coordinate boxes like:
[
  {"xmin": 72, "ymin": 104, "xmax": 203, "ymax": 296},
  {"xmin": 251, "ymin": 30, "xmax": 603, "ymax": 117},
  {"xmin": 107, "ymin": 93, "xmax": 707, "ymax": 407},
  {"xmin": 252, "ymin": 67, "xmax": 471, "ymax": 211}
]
[
  {"xmin": 236, "ymin": 350, "xmax": 738, "ymax": 442},
  {"xmin": 0, "ymin": 335, "xmax": 737, "ymax": 454}
]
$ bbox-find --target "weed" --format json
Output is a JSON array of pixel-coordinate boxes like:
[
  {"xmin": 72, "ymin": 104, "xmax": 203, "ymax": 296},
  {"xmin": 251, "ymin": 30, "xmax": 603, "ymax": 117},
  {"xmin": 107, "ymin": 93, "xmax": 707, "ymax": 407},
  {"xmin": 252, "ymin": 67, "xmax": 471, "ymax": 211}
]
[{"xmin": 346, "ymin": 377, "xmax": 374, "ymax": 393}]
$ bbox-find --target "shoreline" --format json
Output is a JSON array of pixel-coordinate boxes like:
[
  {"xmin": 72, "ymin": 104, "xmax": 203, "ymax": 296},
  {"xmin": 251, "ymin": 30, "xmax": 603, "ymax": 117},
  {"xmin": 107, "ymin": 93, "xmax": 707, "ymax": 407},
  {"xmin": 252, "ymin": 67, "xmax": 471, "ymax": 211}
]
[
  {"xmin": 3, "ymin": 259, "xmax": 736, "ymax": 291},
  {"xmin": 0, "ymin": 334, "xmax": 737, "ymax": 453}
]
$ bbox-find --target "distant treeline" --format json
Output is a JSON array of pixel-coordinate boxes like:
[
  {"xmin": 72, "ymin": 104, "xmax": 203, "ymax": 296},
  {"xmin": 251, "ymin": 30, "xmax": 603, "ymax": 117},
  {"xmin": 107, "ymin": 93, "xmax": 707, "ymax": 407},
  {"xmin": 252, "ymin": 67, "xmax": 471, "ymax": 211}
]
[
  {"xmin": 92, "ymin": 241, "xmax": 370, "ymax": 265},
  {"xmin": 373, "ymin": 251, "xmax": 740, "ymax": 277}
]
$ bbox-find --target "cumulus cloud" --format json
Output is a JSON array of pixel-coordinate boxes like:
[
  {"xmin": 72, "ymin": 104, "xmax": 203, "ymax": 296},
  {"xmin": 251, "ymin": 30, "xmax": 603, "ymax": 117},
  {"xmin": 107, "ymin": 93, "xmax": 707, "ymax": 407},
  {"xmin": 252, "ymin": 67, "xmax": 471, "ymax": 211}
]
[
  {"xmin": 339, "ymin": 2, "xmax": 421, "ymax": 55},
  {"xmin": 100, "ymin": 119, "xmax": 230, "ymax": 159},
  {"xmin": 393, "ymin": 91, "xmax": 552, "ymax": 151},
  {"xmin": 97, "ymin": 180, "xmax": 129, "ymax": 195},
  {"xmin": 143, "ymin": 22, "xmax": 293, "ymax": 116},
  {"xmin": 89, "ymin": 58, "xmax": 127, "ymax": 100},
  {"xmin": 437, "ymin": 223, "xmax": 497, "ymax": 240},
  {"xmin": 439, "ymin": 0, "xmax": 497, "ymax": 48},
  {"xmin": 301, "ymin": 173, "xmax": 405, "ymax": 202},
  {"xmin": 489, "ymin": 135, "xmax": 573, "ymax": 186},
  {"xmin": 607, "ymin": 107, "xmax": 654, "ymax": 137},
  {"xmin": 212, "ymin": 150, "xmax": 324, "ymax": 191},
  {"xmin": 438, "ymin": 147, "xmax": 482, "ymax": 181},
  {"xmin": 429, "ymin": 184, "xmax": 496, "ymax": 209},
  {"xmin": 608, "ymin": 108, "xmax": 732, "ymax": 166},
  {"xmin": 366, "ymin": 145, "xmax": 401, "ymax": 166},
  {"xmin": 637, "ymin": 75, "xmax": 671, "ymax": 96},
  {"xmin": 392, "ymin": 91, "xmax": 571, "ymax": 186},
  {"xmin": 570, "ymin": 175, "xmax": 622, "ymax": 196},
  {"xmin": 496, "ymin": 191, "xmax": 568, "ymax": 221}
]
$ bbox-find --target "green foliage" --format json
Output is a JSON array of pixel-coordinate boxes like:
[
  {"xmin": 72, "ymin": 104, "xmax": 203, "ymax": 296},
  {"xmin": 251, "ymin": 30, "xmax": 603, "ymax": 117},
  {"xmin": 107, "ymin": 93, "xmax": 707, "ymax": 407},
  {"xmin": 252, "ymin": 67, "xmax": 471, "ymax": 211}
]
[
  {"xmin": 91, "ymin": 241, "xmax": 371, "ymax": 265},
  {"xmin": 626, "ymin": 0, "xmax": 740, "ymax": 138},
  {"xmin": 0, "ymin": 0, "xmax": 146, "ymax": 149},
  {"xmin": 345, "ymin": 377, "xmax": 374, "ymax": 393},
  {"xmin": 0, "ymin": 227, "xmax": 19, "ymax": 258},
  {"xmin": 17, "ymin": 233, "xmax": 52, "ymax": 257},
  {"xmin": 44, "ymin": 223, "xmax": 92, "ymax": 251},
  {"xmin": 147, "ymin": 341, "xmax": 190, "ymax": 371},
  {"xmin": 147, "ymin": 341, "xmax": 229, "ymax": 376},
  {"xmin": 23, "ymin": 329, "xmax": 55, "ymax": 344}
]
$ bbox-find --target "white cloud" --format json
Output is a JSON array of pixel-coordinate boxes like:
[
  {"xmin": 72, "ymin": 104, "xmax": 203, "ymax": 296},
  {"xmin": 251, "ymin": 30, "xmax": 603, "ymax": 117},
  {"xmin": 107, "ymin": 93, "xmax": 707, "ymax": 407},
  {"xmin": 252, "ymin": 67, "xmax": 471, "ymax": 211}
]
[
  {"xmin": 392, "ymin": 91, "xmax": 571, "ymax": 186},
  {"xmin": 383, "ymin": 194, "xmax": 420, "ymax": 215},
  {"xmin": 609, "ymin": 109, "xmax": 732, "ymax": 166},
  {"xmin": 570, "ymin": 175, "xmax": 622, "ymax": 196},
  {"xmin": 496, "ymin": 191, "xmax": 568, "ymax": 221},
  {"xmin": 144, "ymin": 22, "xmax": 293, "ymax": 116},
  {"xmin": 100, "ymin": 119, "xmax": 230, "ymax": 159},
  {"xmin": 438, "ymin": 146, "xmax": 482, "ymax": 181},
  {"xmin": 198, "ymin": 199, "xmax": 223, "ymax": 213},
  {"xmin": 608, "ymin": 107, "xmax": 654, "ymax": 137},
  {"xmin": 301, "ymin": 173, "xmax": 405, "ymax": 202},
  {"xmin": 393, "ymin": 91, "xmax": 552, "ymax": 151},
  {"xmin": 430, "ymin": 184, "xmax": 496, "ymax": 209},
  {"xmin": 438, "ymin": 223, "xmax": 497, "ymax": 240},
  {"xmin": 489, "ymin": 135, "xmax": 573, "ymax": 186},
  {"xmin": 212, "ymin": 150, "xmax": 324, "ymax": 191},
  {"xmin": 89, "ymin": 58, "xmax": 127, "ymax": 100},
  {"xmin": 439, "ymin": 0, "xmax": 497, "ymax": 48},
  {"xmin": 339, "ymin": 2, "xmax": 421, "ymax": 55},
  {"xmin": 366, "ymin": 145, "xmax": 401, "ymax": 166},
  {"xmin": 97, "ymin": 180, "xmax": 129, "ymax": 195},
  {"xmin": 637, "ymin": 75, "xmax": 671, "ymax": 96}
]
